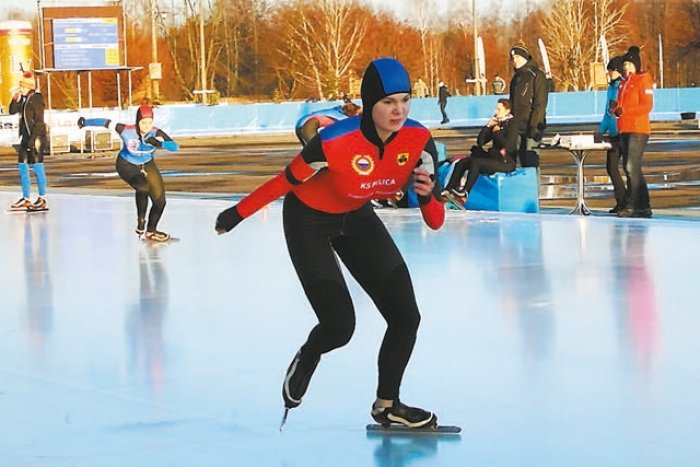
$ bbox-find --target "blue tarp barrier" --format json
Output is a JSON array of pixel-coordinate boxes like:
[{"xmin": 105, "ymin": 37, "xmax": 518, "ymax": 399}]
[{"xmin": 1, "ymin": 88, "xmax": 699, "ymax": 145}]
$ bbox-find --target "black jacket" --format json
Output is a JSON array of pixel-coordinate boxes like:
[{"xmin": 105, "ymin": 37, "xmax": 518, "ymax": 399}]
[
  {"xmin": 509, "ymin": 59, "xmax": 548, "ymax": 139},
  {"xmin": 9, "ymin": 90, "xmax": 47, "ymax": 144},
  {"xmin": 438, "ymin": 86, "xmax": 451, "ymax": 105},
  {"xmin": 476, "ymin": 115, "xmax": 518, "ymax": 162}
]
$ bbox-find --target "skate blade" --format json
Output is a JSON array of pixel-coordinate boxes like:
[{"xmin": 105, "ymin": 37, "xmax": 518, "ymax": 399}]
[
  {"xmin": 5, "ymin": 207, "xmax": 48, "ymax": 214},
  {"xmin": 279, "ymin": 408, "xmax": 290, "ymax": 432},
  {"xmin": 442, "ymin": 192, "xmax": 467, "ymax": 210},
  {"xmin": 142, "ymin": 236, "xmax": 180, "ymax": 244},
  {"xmin": 365, "ymin": 423, "xmax": 461, "ymax": 435}
]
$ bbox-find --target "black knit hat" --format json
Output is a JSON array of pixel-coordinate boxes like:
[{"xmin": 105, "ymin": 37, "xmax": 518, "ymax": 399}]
[
  {"xmin": 510, "ymin": 45, "xmax": 531, "ymax": 60},
  {"xmin": 607, "ymin": 56, "xmax": 624, "ymax": 74},
  {"xmin": 623, "ymin": 46, "xmax": 642, "ymax": 72}
]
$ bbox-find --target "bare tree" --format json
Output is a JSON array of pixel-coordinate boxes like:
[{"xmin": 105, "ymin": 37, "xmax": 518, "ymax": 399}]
[
  {"xmin": 155, "ymin": 0, "xmax": 226, "ymax": 101},
  {"xmin": 592, "ymin": 0, "xmax": 627, "ymax": 60},
  {"xmin": 542, "ymin": 0, "xmax": 626, "ymax": 90},
  {"xmin": 410, "ymin": 0, "xmax": 437, "ymax": 92},
  {"xmin": 275, "ymin": 0, "xmax": 367, "ymax": 100}
]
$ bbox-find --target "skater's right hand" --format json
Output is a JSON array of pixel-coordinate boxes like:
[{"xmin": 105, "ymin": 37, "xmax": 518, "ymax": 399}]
[
  {"xmin": 215, "ymin": 205, "xmax": 243, "ymax": 234},
  {"xmin": 77, "ymin": 117, "xmax": 85, "ymax": 129},
  {"xmin": 146, "ymin": 136, "xmax": 163, "ymax": 148}
]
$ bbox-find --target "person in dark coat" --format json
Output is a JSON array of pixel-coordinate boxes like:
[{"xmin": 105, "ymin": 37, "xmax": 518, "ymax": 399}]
[
  {"xmin": 437, "ymin": 82, "xmax": 451, "ymax": 124},
  {"xmin": 508, "ymin": 45, "xmax": 549, "ymax": 168},
  {"xmin": 8, "ymin": 71, "xmax": 49, "ymax": 212}
]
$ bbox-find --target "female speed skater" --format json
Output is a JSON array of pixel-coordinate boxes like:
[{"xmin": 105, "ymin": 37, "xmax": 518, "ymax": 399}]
[
  {"xmin": 78, "ymin": 100, "xmax": 179, "ymax": 242},
  {"xmin": 215, "ymin": 57, "xmax": 446, "ymax": 429}
]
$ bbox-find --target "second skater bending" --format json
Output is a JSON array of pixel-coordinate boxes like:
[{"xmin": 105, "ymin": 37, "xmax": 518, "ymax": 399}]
[{"xmin": 78, "ymin": 100, "xmax": 179, "ymax": 241}]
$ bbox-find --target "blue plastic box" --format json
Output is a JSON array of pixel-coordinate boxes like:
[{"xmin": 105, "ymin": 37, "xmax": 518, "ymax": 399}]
[{"xmin": 465, "ymin": 167, "xmax": 540, "ymax": 213}]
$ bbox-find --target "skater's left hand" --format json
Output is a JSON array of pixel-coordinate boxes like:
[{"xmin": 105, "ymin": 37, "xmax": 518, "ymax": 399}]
[
  {"xmin": 412, "ymin": 168, "xmax": 434, "ymax": 197},
  {"xmin": 215, "ymin": 205, "xmax": 244, "ymax": 234}
]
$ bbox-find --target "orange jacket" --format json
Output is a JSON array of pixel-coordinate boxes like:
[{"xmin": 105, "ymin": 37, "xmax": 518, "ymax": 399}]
[{"xmin": 617, "ymin": 72, "xmax": 654, "ymax": 134}]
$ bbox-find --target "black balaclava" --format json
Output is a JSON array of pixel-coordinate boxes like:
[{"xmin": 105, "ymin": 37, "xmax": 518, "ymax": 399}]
[{"xmin": 360, "ymin": 57, "xmax": 411, "ymax": 149}]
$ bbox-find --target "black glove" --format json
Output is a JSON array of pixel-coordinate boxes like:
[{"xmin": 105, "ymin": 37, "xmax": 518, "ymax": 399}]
[
  {"xmin": 528, "ymin": 127, "xmax": 543, "ymax": 142},
  {"xmin": 77, "ymin": 116, "xmax": 85, "ymax": 129},
  {"xmin": 146, "ymin": 136, "xmax": 162, "ymax": 148},
  {"xmin": 216, "ymin": 205, "xmax": 244, "ymax": 234}
]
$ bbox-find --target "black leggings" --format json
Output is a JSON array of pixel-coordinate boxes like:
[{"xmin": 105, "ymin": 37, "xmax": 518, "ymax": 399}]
[
  {"xmin": 445, "ymin": 152, "xmax": 516, "ymax": 193},
  {"xmin": 283, "ymin": 193, "xmax": 421, "ymax": 400},
  {"xmin": 116, "ymin": 157, "xmax": 166, "ymax": 231}
]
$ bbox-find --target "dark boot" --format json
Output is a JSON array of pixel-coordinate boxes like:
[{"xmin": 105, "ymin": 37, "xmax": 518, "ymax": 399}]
[
  {"xmin": 371, "ymin": 399, "xmax": 437, "ymax": 428},
  {"xmin": 282, "ymin": 351, "xmax": 320, "ymax": 409}
]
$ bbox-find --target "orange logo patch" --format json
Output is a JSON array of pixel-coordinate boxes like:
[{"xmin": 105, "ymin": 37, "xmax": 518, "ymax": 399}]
[
  {"xmin": 397, "ymin": 153, "xmax": 409, "ymax": 166},
  {"xmin": 352, "ymin": 155, "xmax": 375, "ymax": 175}
]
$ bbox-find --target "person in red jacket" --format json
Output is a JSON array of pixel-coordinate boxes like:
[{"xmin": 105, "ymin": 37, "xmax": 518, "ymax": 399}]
[
  {"xmin": 614, "ymin": 46, "xmax": 654, "ymax": 218},
  {"xmin": 215, "ymin": 57, "xmax": 445, "ymax": 430}
]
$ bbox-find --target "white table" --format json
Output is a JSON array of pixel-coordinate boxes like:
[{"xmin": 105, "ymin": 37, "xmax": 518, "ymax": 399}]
[{"xmin": 560, "ymin": 142, "xmax": 612, "ymax": 215}]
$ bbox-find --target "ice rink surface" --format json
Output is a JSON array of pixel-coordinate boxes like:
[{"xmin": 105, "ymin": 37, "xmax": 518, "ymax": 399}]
[{"xmin": 2, "ymin": 191, "xmax": 699, "ymax": 466}]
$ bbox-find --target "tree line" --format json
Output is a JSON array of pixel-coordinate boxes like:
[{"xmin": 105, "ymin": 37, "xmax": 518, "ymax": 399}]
[{"xmin": 6, "ymin": 0, "xmax": 700, "ymax": 108}]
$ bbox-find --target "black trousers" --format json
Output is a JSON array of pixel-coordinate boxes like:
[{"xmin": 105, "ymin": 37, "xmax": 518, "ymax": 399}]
[
  {"xmin": 445, "ymin": 150, "xmax": 516, "ymax": 193},
  {"xmin": 620, "ymin": 133, "xmax": 650, "ymax": 211},
  {"xmin": 283, "ymin": 193, "xmax": 421, "ymax": 400},
  {"xmin": 439, "ymin": 102, "xmax": 449, "ymax": 122},
  {"xmin": 116, "ymin": 157, "xmax": 166, "ymax": 231},
  {"xmin": 605, "ymin": 135, "xmax": 626, "ymax": 207}
]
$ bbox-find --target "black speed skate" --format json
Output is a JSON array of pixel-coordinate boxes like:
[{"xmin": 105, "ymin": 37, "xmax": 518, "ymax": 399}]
[
  {"xmin": 280, "ymin": 350, "xmax": 320, "ymax": 431},
  {"xmin": 282, "ymin": 351, "xmax": 320, "ymax": 409},
  {"xmin": 135, "ymin": 218, "xmax": 146, "ymax": 237},
  {"xmin": 371, "ymin": 399, "xmax": 437, "ymax": 429}
]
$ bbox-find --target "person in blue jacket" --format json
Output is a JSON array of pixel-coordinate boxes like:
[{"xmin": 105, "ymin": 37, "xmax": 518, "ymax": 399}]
[
  {"xmin": 78, "ymin": 100, "xmax": 179, "ymax": 241},
  {"xmin": 596, "ymin": 56, "xmax": 626, "ymax": 213}
]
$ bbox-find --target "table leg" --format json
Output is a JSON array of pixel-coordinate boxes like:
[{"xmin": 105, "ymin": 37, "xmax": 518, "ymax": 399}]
[{"xmin": 569, "ymin": 150, "xmax": 592, "ymax": 215}]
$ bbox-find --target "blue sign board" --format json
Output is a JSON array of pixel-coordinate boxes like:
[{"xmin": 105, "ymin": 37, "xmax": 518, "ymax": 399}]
[{"xmin": 53, "ymin": 17, "xmax": 120, "ymax": 70}]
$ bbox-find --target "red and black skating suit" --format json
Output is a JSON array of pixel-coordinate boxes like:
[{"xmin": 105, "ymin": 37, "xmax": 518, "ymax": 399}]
[{"xmin": 223, "ymin": 115, "xmax": 444, "ymax": 401}]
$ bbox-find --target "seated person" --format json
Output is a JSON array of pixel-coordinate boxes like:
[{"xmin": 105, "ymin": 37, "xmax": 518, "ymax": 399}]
[
  {"xmin": 441, "ymin": 98, "xmax": 517, "ymax": 205},
  {"xmin": 295, "ymin": 102, "xmax": 362, "ymax": 145}
]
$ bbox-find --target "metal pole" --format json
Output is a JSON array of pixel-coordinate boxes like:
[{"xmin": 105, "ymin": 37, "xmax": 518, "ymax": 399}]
[
  {"xmin": 121, "ymin": 0, "xmax": 127, "ymax": 68},
  {"xmin": 117, "ymin": 70, "xmax": 122, "ymax": 110},
  {"xmin": 150, "ymin": 0, "xmax": 160, "ymax": 101},
  {"xmin": 37, "ymin": 0, "xmax": 46, "ymax": 69},
  {"xmin": 658, "ymin": 33, "xmax": 664, "ymax": 89},
  {"xmin": 127, "ymin": 69, "xmax": 131, "ymax": 109},
  {"xmin": 472, "ymin": 0, "xmax": 480, "ymax": 96},
  {"xmin": 77, "ymin": 72, "xmax": 82, "ymax": 110},
  {"xmin": 199, "ymin": 0, "xmax": 207, "ymax": 104},
  {"xmin": 48, "ymin": 72, "xmax": 53, "ymax": 157}
]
